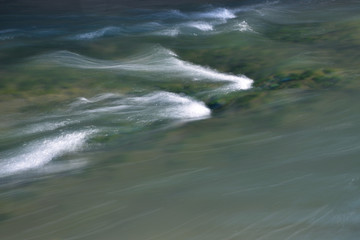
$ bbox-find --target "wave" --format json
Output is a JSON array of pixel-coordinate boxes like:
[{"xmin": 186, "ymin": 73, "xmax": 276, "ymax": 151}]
[
  {"xmin": 0, "ymin": 130, "xmax": 93, "ymax": 178},
  {"xmin": 62, "ymin": 4, "xmax": 271, "ymax": 40},
  {"xmin": 24, "ymin": 120, "xmax": 76, "ymax": 134},
  {"xmin": 235, "ymin": 20, "xmax": 254, "ymax": 32},
  {"xmin": 124, "ymin": 91, "xmax": 211, "ymax": 121},
  {"xmin": 184, "ymin": 21, "xmax": 214, "ymax": 31},
  {"xmin": 155, "ymin": 27, "xmax": 181, "ymax": 37},
  {"xmin": 192, "ymin": 7, "xmax": 236, "ymax": 20},
  {"xmin": 0, "ymin": 90, "xmax": 210, "ymax": 178},
  {"xmin": 1, "ymin": 2, "xmax": 280, "ymax": 42},
  {"xmin": 149, "ymin": 2, "xmax": 280, "ymax": 22},
  {"xmin": 0, "ymin": 91, "xmax": 209, "ymax": 178},
  {"xmin": 69, "ymin": 91, "xmax": 211, "ymax": 122},
  {"xmin": 70, "ymin": 26, "xmax": 122, "ymax": 40},
  {"xmin": 34, "ymin": 47, "xmax": 253, "ymax": 91},
  {"xmin": 0, "ymin": 28, "xmax": 64, "ymax": 41}
]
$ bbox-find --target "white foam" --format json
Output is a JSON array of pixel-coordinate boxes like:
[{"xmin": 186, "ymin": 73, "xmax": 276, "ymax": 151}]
[
  {"xmin": 71, "ymin": 26, "xmax": 122, "ymax": 40},
  {"xmin": 0, "ymin": 29, "xmax": 17, "ymax": 40},
  {"xmin": 0, "ymin": 29, "xmax": 17, "ymax": 34},
  {"xmin": 24, "ymin": 120, "xmax": 74, "ymax": 134},
  {"xmin": 0, "ymin": 35, "xmax": 15, "ymax": 40},
  {"xmin": 36, "ymin": 47, "xmax": 253, "ymax": 91},
  {"xmin": 0, "ymin": 131, "xmax": 93, "ymax": 178},
  {"xmin": 127, "ymin": 91, "xmax": 211, "ymax": 121},
  {"xmin": 71, "ymin": 91, "xmax": 210, "ymax": 122},
  {"xmin": 236, "ymin": 20, "xmax": 254, "ymax": 32},
  {"xmin": 193, "ymin": 8, "xmax": 236, "ymax": 20},
  {"xmin": 35, "ymin": 158, "xmax": 88, "ymax": 175},
  {"xmin": 155, "ymin": 28, "xmax": 180, "ymax": 37},
  {"xmin": 84, "ymin": 105, "xmax": 130, "ymax": 114},
  {"xmin": 185, "ymin": 21, "xmax": 214, "ymax": 31}
]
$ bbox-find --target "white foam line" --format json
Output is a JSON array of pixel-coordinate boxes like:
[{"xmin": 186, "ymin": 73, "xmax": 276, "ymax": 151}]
[
  {"xmin": 127, "ymin": 91, "xmax": 211, "ymax": 120},
  {"xmin": 184, "ymin": 21, "xmax": 214, "ymax": 31},
  {"xmin": 35, "ymin": 158, "xmax": 88, "ymax": 174},
  {"xmin": 24, "ymin": 120, "xmax": 75, "ymax": 134},
  {"xmin": 35, "ymin": 47, "xmax": 253, "ymax": 91},
  {"xmin": 70, "ymin": 26, "xmax": 122, "ymax": 40},
  {"xmin": 191, "ymin": 7, "xmax": 236, "ymax": 20},
  {"xmin": 68, "ymin": 91, "xmax": 211, "ymax": 122},
  {"xmin": 0, "ymin": 29, "xmax": 18, "ymax": 34},
  {"xmin": 0, "ymin": 130, "xmax": 93, "ymax": 178},
  {"xmin": 83, "ymin": 105, "xmax": 130, "ymax": 114}
]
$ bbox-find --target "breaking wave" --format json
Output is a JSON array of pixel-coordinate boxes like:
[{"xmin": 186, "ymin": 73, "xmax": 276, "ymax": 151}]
[
  {"xmin": 34, "ymin": 47, "xmax": 253, "ymax": 91},
  {"xmin": 0, "ymin": 131, "xmax": 93, "ymax": 178}
]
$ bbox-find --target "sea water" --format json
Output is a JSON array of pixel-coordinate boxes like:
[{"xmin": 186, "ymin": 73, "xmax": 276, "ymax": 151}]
[{"xmin": 1, "ymin": 0, "xmax": 360, "ymax": 239}]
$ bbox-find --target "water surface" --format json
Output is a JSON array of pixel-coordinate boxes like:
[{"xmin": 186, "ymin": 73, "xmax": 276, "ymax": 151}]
[{"xmin": 1, "ymin": 0, "xmax": 360, "ymax": 239}]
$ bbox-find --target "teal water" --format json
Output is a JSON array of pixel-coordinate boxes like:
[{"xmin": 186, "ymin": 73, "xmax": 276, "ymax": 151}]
[{"xmin": 1, "ymin": 1, "xmax": 360, "ymax": 239}]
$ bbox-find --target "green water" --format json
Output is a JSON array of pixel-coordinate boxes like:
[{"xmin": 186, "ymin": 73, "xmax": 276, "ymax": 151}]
[{"xmin": 1, "ymin": 1, "xmax": 360, "ymax": 239}]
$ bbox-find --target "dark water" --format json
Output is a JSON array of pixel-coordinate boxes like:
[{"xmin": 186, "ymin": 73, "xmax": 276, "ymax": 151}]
[{"xmin": 1, "ymin": 0, "xmax": 360, "ymax": 239}]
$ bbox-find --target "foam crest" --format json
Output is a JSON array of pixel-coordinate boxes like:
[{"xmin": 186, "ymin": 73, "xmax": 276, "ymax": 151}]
[
  {"xmin": 36, "ymin": 47, "xmax": 253, "ymax": 90},
  {"xmin": 0, "ymin": 131, "xmax": 93, "ymax": 177}
]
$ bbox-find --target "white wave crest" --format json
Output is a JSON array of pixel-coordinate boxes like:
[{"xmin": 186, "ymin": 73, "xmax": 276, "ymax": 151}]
[
  {"xmin": 0, "ymin": 131, "xmax": 93, "ymax": 177},
  {"xmin": 35, "ymin": 47, "xmax": 253, "ymax": 91}
]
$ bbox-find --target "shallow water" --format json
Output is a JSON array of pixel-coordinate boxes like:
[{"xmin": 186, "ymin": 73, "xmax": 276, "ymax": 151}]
[{"xmin": 1, "ymin": 0, "xmax": 360, "ymax": 239}]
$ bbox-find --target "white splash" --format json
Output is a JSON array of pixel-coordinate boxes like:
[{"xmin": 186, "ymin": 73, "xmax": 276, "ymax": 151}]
[{"xmin": 0, "ymin": 131, "xmax": 93, "ymax": 177}]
